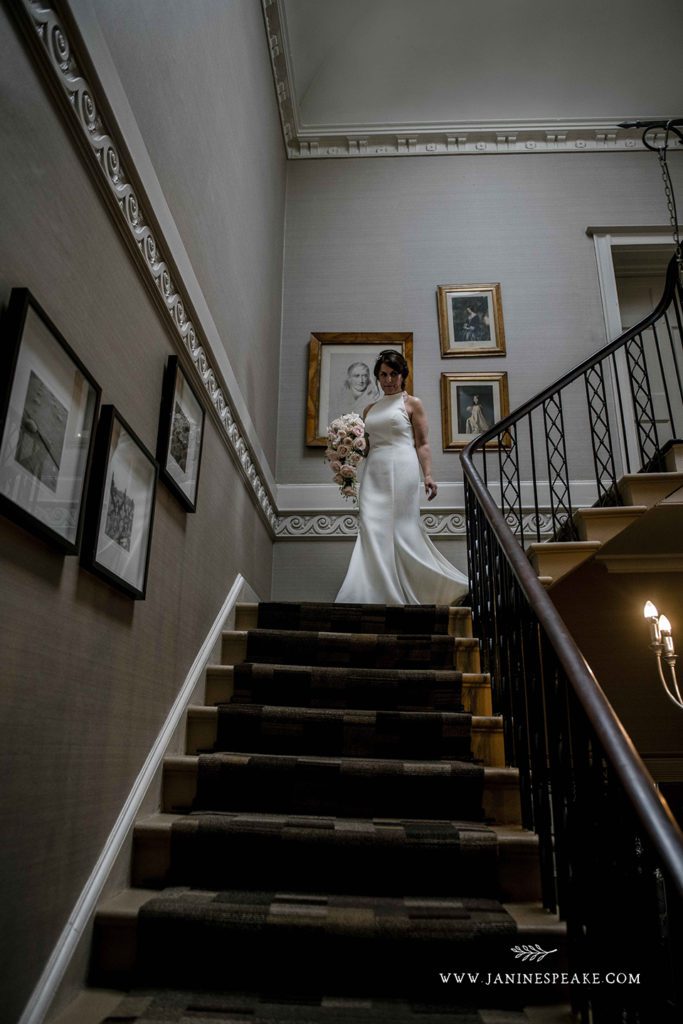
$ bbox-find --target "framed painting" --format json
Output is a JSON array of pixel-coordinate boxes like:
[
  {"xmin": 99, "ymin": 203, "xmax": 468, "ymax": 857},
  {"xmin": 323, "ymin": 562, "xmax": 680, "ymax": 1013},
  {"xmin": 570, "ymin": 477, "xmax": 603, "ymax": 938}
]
[
  {"xmin": 156, "ymin": 356, "xmax": 205, "ymax": 512},
  {"xmin": 81, "ymin": 405, "xmax": 158, "ymax": 599},
  {"xmin": 436, "ymin": 283, "xmax": 506, "ymax": 357},
  {"xmin": 0, "ymin": 288, "xmax": 101, "ymax": 552},
  {"xmin": 441, "ymin": 372, "xmax": 510, "ymax": 450},
  {"xmin": 306, "ymin": 332, "xmax": 414, "ymax": 446}
]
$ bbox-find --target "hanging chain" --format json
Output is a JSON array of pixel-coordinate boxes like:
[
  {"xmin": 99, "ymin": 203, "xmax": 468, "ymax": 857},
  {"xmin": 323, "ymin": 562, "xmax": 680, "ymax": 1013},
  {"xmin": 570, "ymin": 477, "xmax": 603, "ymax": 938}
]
[
  {"xmin": 654, "ymin": 125, "xmax": 682, "ymax": 274},
  {"xmin": 659, "ymin": 143, "xmax": 679, "ymax": 272}
]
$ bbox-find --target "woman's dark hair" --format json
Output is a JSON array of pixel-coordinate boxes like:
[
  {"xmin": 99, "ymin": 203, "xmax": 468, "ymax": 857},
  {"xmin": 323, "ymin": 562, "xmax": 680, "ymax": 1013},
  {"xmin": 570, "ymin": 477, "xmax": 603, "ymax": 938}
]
[{"xmin": 374, "ymin": 349, "xmax": 409, "ymax": 390}]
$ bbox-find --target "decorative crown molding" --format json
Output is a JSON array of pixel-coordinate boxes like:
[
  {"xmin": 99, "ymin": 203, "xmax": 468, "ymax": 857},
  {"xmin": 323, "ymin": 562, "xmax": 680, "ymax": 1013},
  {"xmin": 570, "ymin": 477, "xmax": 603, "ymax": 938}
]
[
  {"xmin": 261, "ymin": 0, "xmax": 680, "ymax": 161},
  {"xmin": 16, "ymin": 0, "xmax": 277, "ymax": 532}
]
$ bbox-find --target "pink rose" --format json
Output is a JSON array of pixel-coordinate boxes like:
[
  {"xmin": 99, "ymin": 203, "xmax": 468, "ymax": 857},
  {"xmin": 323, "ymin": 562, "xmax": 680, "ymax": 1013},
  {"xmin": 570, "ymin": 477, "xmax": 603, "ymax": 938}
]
[
  {"xmin": 348, "ymin": 451, "xmax": 362, "ymax": 465},
  {"xmin": 333, "ymin": 473, "xmax": 344, "ymax": 484},
  {"xmin": 342, "ymin": 484, "xmax": 355, "ymax": 496},
  {"xmin": 353, "ymin": 437, "xmax": 366, "ymax": 451},
  {"xmin": 337, "ymin": 444, "xmax": 350, "ymax": 457},
  {"xmin": 341, "ymin": 465, "xmax": 356, "ymax": 478},
  {"xmin": 330, "ymin": 460, "xmax": 342, "ymax": 473},
  {"xmin": 352, "ymin": 425, "xmax": 364, "ymax": 436}
]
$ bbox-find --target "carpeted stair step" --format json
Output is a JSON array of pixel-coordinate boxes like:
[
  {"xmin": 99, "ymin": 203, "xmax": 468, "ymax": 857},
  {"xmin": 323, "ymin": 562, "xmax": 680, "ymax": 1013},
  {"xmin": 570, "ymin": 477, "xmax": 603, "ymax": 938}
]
[
  {"xmin": 204, "ymin": 704, "xmax": 473, "ymax": 761},
  {"xmin": 132, "ymin": 811, "xmax": 540, "ymax": 901},
  {"xmin": 100, "ymin": 989, "xmax": 531, "ymax": 1024},
  {"xmin": 91, "ymin": 889, "xmax": 566, "ymax": 995},
  {"xmin": 207, "ymin": 662, "xmax": 492, "ymax": 713},
  {"xmin": 168, "ymin": 811, "xmax": 499, "ymax": 895},
  {"xmin": 206, "ymin": 665, "xmax": 493, "ymax": 715},
  {"xmin": 124, "ymin": 889, "xmax": 520, "ymax": 990},
  {"xmin": 186, "ymin": 705, "xmax": 505, "ymax": 766},
  {"xmin": 162, "ymin": 756, "xmax": 522, "ymax": 824},
  {"xmin": 192, "ymin": 750, "xmax": 485, "ymax": 820},
  {"xmin": 132, "ymin": 815, "xmax": 541, "ymax": 902},
  {"xmin": 222, "ymin": 629, "xmax": 481, "ymax": 672},
  {"xmin": 235, "ymin": 601, "xmax": 473, "ymax": 637}
]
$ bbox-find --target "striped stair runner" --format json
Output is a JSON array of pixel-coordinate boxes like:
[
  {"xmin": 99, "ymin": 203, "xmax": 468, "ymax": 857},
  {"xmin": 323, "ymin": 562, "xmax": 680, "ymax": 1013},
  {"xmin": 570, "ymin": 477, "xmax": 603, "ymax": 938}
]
[{"xmin": 97, "ymin": 602, "xmax": 556, "ymax": 1022}]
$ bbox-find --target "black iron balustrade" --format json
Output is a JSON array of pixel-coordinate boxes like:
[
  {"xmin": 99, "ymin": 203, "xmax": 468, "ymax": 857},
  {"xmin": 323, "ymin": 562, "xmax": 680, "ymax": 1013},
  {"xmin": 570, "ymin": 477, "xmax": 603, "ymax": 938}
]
[{"xmin": 462, "ymin": 256, "xmax": 683, "ymax": 1022}]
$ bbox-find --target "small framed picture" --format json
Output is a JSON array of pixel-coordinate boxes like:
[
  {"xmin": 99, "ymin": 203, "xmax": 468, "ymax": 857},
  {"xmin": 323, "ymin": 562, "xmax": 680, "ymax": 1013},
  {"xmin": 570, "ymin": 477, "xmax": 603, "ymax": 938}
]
[
  {"xmin": 436, "ymin": 283, "xmax": 506, "ymax": 357},
  {"xmin": 156, "ymin": 356, "xmax": 205, "ymax": 512},
  {"xmin": 306, "ymin": 332, "xmax": 414, "ymax": 446},
  {"xmin": 441, "ymin": 372, "xmax": 510, "ymax": 450},
  {"xmin": 0, "ymin": 288, "xmax": 101, "ymax": 552},
  {"xmin": 81, "ymin": 406, "xmax": 158, "ymax": 599}
]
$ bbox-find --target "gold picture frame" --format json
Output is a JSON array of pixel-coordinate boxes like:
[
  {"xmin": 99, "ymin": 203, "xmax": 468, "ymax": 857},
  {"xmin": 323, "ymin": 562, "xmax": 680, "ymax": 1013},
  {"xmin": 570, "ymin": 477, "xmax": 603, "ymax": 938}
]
[
  {"xmin": 441, "ymin": 372, "xmax": 510, "ymax": 450},
  {"xmin": 306, "ymin": 333, "xmax": 413, "ymax": 446},
  {"xmin": 436, "ymin": 283, "xmax": 506, "ymax": 357}
]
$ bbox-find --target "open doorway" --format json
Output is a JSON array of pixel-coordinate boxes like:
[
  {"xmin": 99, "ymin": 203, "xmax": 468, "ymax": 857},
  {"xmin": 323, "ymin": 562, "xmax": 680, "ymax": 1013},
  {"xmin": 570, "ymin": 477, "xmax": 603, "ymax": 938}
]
[{"xmin": 613, "ymin": 243, "xmax": 675, "ymax": 329}]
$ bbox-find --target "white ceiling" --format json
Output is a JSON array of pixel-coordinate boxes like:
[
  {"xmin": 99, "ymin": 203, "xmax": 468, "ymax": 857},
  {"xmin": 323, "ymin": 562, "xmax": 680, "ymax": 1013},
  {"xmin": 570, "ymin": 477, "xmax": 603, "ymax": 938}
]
[{"xmin": 264, "ymin": 0, "xmax": 683, "ymax": 158}]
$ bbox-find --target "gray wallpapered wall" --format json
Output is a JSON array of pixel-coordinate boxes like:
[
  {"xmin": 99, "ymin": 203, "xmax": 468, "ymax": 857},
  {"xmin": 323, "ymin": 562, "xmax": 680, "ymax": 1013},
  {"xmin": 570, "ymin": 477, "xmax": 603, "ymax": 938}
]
[
  {"xmin": 0, "ymin": 3, "xmax": 285, "ymax": 1019},
  {"xmin": 87, "ymin": 0, "xmax": 287, "ymax": 470},
  {"xmin": 277, "ymin": 151, "xmax": 683, "ymax": 486},
  {"xmin": 271, "ymin": 151, "xmax": 683, "ymax": 599}
]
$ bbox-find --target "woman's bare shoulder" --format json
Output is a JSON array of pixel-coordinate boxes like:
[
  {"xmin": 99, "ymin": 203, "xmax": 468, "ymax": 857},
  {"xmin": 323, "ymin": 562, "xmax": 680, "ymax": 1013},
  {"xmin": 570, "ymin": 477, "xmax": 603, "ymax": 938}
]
[{"xmin": 404, "ymin": 394, "xmax": 424, "ymax": 413}]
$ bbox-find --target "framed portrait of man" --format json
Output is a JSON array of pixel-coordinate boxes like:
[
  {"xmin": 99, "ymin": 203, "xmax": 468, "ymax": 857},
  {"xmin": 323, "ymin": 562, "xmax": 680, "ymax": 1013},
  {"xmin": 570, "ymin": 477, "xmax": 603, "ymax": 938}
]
[{"xmin": 306, "ymin": 333, "xmax": 414, "ymax": 446}]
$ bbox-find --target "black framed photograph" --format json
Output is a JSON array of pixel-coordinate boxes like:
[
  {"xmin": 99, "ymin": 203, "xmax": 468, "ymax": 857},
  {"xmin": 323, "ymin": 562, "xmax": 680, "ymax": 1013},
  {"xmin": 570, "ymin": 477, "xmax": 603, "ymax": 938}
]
[
  {"xmin": 0, "ymin": 288, "xmax": 101, "ymax": 552},
  {"xmin": 156, "ymin": 356, "xmax": 205, "ymax": 512},
  {"xmin": 436, "ymin": 283, "xmax": 506, "ymax": 357},
  {"xmin": 81, "ymin": 405, "xmax": 158, "ymax": 599}
]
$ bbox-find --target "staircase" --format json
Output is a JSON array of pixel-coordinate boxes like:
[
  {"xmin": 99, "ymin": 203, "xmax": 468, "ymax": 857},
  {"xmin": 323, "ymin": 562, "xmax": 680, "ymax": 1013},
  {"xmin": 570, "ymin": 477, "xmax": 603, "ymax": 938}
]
[
  {"xmin": 57, "ymin": 602, "xmax": 569, "ymax": 1023},
  {"xmin": 521, "ymin": 442, "xmax": 683, "ymax": 819},
  {"xmin": 461, "ymin": 255, "xmax": 683, "ymax": 1022},
  {"xmin": 526, "ymin": 443, "xmax": 683, "ymax": 587}
]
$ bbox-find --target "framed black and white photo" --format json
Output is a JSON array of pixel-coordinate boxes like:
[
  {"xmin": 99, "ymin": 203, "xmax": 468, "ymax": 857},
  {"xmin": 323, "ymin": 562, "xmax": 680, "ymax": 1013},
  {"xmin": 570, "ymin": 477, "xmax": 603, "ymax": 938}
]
[
  {"xmin": 156, "ymin": 356, "xmax": 205, "ymax": 512},
  {"xmin": 306, "ymin": 332, "xmax": 414, "ymax": 446},
  {"xmin": 81, "ymin": 406, "xmax": 158, "ymax": 599},
  {"xmin": 437, "ymin": 283, "xmax": 506, "ymax": 357},
  {"xmin": 0, "ymin": 288, "xmax": 101, "ymax": 552},
  {"xmin": 440, "ymin": 372, "xmax": 510, "ymax": 450}
]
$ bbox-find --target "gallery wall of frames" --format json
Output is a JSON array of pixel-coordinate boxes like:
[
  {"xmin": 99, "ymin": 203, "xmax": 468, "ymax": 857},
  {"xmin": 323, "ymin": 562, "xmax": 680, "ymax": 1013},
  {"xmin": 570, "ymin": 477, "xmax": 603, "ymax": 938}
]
[
  {"xmin": 0, "ymin": 288, "xmax": 206, "ymax": 599},
  {"xmin": 436, "ymin": 281, "xmax": 509, "ymax": 452},
  {"xmin": 304, "ymin": 283, "xmax": 510, "ymax": 458}
]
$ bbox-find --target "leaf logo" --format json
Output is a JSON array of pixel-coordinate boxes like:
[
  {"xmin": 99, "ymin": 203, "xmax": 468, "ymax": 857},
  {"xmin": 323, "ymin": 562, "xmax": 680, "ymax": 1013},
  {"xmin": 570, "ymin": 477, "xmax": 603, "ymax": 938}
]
[{"xmin": 510, "ymin": 944, "xmax": 558, "ymax": 963}]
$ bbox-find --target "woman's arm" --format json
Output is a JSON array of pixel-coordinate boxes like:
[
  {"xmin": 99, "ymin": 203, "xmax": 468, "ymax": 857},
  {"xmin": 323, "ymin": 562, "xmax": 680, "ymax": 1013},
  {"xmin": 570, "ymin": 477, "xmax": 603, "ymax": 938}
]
[
  {"xmin": 361, "ymin": 404, "xmax": 374, "ymax": 455},
  {"xmin": 406, "ymin": 396, "xmax": 437, "ymax": 500}
]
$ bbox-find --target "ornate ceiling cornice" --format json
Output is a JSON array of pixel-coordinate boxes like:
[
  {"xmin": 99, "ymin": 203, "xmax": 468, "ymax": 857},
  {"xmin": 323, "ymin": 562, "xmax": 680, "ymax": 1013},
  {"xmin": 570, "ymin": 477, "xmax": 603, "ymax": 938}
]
[
  {"xmin": 14, "ymin": 0, "xmax": 278, "ymax": 532},
  {"xmin": 262, "ymin": 0, "xmax": 675, "ymax": 161}
]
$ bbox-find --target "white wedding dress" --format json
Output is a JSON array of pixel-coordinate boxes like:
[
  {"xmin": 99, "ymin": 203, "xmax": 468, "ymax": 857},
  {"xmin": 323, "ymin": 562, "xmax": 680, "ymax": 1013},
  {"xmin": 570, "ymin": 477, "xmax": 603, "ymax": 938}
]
[{"xmin": 335, "ymin": 391, "xmax": 469, "ymax": 606}]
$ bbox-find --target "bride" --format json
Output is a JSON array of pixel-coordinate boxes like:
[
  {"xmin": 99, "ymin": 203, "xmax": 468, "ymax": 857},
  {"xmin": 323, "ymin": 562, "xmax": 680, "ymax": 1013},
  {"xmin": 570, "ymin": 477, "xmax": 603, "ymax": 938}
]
[{"xmin": 335, "ymin": 350, "xmax": 468, "ymax": 606}]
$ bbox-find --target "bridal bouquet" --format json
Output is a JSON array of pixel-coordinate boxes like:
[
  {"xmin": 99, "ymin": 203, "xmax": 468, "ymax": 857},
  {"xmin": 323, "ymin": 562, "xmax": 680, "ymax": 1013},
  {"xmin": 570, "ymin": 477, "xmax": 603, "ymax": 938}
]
[{"xmin": 325, "ymin": 412, "xmax": 367, "ymax": 501}]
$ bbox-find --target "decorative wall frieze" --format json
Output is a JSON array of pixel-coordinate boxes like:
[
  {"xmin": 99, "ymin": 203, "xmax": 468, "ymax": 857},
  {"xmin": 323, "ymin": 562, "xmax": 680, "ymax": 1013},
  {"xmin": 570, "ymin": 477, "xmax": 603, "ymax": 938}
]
[
  {"xmin": 261, "ymin": 0, "xmax": 679, "ymax": 162},
  {"xmin": 281, "ymin": 127, "xmax": 663, "ymax": 161},
  {"xmin": 17, "ymin": 0, "xmax": 278, "ymax": 532},
  {"xmin": 261, "ymin": 0, "xmax": 299, "ymax": 150},
  {"xmin": 275, "ymin": 509, "xmax": 554, "ymax": 540}
]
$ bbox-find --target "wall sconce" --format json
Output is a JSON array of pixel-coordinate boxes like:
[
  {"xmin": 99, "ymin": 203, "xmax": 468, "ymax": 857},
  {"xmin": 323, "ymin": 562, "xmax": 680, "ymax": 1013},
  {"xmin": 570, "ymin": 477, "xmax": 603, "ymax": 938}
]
[{"xmin": 643, "ymin": 601, "xmax": 683, "ymax": 710}]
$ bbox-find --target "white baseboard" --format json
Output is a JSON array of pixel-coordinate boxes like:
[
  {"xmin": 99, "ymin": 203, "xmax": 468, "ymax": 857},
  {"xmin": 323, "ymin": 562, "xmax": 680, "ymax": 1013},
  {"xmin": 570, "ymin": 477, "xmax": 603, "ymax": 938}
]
[{"xmin": 18, "ymin": 573, "xmax": 252, "ymax": 1024}]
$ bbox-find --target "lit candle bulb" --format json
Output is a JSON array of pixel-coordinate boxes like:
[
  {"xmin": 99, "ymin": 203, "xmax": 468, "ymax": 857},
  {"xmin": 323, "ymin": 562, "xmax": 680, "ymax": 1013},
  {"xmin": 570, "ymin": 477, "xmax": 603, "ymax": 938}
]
[
  {"xmin": 658, "ymin": 615, "xmax": 675, "ymax": 655},
  {"xmin": 644, "ymin": 601, "xmax": 661, "ymax": 643}
]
